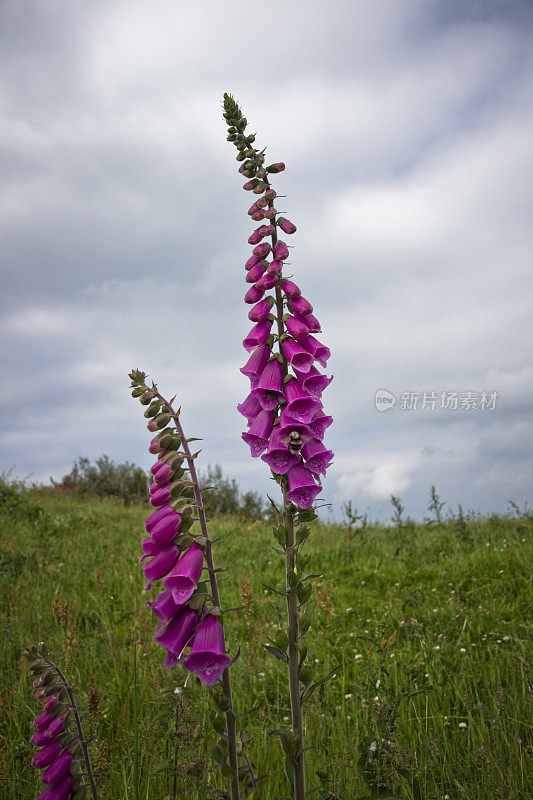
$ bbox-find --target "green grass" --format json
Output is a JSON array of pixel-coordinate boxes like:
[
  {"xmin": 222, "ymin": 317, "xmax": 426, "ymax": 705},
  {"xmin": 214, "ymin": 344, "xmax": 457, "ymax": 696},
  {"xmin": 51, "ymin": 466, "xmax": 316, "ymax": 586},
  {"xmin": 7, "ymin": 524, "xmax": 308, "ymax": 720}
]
[{"xmin": 1, "ymin": 488, "xmax": 531, "ymax": 799}]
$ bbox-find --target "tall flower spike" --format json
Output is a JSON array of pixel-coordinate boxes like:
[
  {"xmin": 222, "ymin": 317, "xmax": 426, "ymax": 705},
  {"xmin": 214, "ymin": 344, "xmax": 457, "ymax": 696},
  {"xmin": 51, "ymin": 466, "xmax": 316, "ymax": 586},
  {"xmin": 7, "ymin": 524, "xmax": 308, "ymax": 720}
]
[
  {"xmin": 24, "ymin": 643, "xmax": 99, "ymax": 800},
  {"xmin": 130, "ymin": 370, "xmax": 242, "ymax": 800},
  {"xmin": 224, "ymin": 93, "xmax": 335, "ymax": 800}
]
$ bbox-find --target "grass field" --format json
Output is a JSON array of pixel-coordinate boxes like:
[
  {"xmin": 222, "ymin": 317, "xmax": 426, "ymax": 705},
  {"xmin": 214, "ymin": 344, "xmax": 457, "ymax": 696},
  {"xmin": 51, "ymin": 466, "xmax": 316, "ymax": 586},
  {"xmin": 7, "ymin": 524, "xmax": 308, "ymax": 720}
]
[{"xmin": 1, "ymin": 486, "xmax": 531, "ymax": 800}]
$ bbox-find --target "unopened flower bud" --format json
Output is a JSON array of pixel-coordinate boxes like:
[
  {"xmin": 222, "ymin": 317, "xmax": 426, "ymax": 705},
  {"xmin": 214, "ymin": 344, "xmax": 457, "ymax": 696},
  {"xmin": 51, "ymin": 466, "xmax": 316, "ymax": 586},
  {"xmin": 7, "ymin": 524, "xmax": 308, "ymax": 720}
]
[
  {"xmin": 263, "ymin": 207, "xmax": 276, "ymax": 219},
  {"xmin": 278, "ymin": 217, "xmax": 297, "ymax": 234},
  {"xmin": 251, "ymin": 211, "xmax": 264, "ymax": 221},
  {"xmin": 244, "ymin": 285, "xmax": 265, "ymax": 304},
  {"xmin": 274, "ymin": 241, "xmax": 289, "ymax": 260},
  {"xmin": 140, "ymin": 390, "xmax": 155, "ymax": 405},
  {"xmin": 248, "ymin": 228, "xmax": 263, "ymax": 245},
  {"xmin": 131, "ymin": 387, "xmax": 145, "ymax": 398},
  {"xmin": 243, "ymin": 179, "xmax": 258, "ymax": 191},
  {"xmin": 159, "ymin": 433, "xmax": 181, "ymax": 450},
  {"xmin": 252, "ymin": 242, "xmax": 271, "ymax": 258},
  {"xmin": 266, "ymin": 162, "xmax": 285, "ymax": 173},
  {"xmin": 245, "ymin": 253, "xmax": 262, "ymax": 270},
  {"xmin": 267, "ymin": 259, "xmax": 283, "ymax": 276},
  {"xmin": 281, "ymin": 279, "xmax": 301, "ymax": 298},
  {"xmin": 255, "ymin": 273, "xmax": 278, "ymax": 291},
  {"xmin": 143, "ymin": 402, "xmax": 161, "ymax": 419},
  {"xmin": 246, "ymin": 262, "xmax": 266, "ymax": 283},
  {"xmin": 265, "ymin": 188, "xmax": 276, "ymax": 200}
]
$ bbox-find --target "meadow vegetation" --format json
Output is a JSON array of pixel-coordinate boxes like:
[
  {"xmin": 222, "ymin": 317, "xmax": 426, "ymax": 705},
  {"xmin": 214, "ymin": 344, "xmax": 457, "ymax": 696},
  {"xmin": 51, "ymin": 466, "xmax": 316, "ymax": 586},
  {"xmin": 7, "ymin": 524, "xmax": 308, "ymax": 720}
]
[{"xmin": 1, "ymin": 479, "xmax": 531, "ymax": 800}]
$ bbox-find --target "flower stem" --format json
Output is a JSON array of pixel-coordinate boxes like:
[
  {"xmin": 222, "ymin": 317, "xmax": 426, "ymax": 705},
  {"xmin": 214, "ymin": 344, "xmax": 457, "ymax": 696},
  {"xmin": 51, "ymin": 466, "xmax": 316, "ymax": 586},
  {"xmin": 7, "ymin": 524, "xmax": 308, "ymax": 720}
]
[
  {"xmin": 283, "ymin": 491, "xmax": 306, "ymax": 800},
  {"xmin": 41, "ymin": 655, "xmax": 99, "ymax": 800},
  {"xmin": 153, "ymin": 390, "xmax": 241, "ymax": 800}
]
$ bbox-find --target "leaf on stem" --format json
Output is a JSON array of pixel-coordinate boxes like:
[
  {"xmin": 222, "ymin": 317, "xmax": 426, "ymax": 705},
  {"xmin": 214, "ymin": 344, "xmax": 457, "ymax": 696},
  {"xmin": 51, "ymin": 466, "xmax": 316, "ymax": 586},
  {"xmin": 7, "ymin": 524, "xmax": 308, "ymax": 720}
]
[
  {"xmin": 300, "ymin": 664, "xmax": 342, "ymax": 703},
  {"xmin": 264, "ymin": 645, "xmax": 288, "ymax": 663}
]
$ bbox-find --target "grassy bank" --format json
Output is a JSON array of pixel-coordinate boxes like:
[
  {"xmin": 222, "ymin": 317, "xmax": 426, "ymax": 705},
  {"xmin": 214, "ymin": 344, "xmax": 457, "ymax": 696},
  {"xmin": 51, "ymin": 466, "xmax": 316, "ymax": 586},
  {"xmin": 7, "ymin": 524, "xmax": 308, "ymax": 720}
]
[{"xmin": 1, "ymin": 487, "xmax": 531, "ymax": 799}]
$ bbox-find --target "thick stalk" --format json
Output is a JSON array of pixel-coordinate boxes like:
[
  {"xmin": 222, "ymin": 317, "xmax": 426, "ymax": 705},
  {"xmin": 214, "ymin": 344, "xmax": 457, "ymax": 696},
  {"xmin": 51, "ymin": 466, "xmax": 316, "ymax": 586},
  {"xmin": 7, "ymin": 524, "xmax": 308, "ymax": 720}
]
[
  {"xmin": 42, "ymin": 656, "xmax": 99, "ymax": 800},
  {"xmin": 283, "ymin": 491, "xmax": 306, "ymax": 800},
  {"xmin": 154, "ymin": 392, "xmax": 241, "ymax": 800}
]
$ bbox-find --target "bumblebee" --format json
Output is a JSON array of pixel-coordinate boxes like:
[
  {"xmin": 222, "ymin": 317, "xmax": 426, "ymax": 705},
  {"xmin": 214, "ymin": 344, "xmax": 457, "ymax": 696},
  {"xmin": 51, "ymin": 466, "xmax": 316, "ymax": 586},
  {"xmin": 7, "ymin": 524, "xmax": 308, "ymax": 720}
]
[{"xmin": 288, "ymin": 431, "xmax": 302, "ymax": 454}]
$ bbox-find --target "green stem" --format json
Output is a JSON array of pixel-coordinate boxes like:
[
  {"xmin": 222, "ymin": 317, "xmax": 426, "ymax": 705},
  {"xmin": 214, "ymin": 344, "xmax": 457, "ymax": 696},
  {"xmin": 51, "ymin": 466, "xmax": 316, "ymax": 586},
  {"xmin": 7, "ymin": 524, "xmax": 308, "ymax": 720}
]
[
  {"xmin": 133, "ymin": 641, "xmax": 139, "ymax": 800},
  {"xmin": 283, "ymin": 491, "xmax": 306, "ymax": 800}
]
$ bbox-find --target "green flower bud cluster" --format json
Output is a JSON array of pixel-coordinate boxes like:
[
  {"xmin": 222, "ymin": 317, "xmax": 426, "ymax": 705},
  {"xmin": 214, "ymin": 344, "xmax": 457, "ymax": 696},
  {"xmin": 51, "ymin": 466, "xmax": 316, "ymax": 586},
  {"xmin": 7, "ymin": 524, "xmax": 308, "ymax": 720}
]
[
  {"xmin": 223, "ymin": 93, "xmax": 280, "ymax": 184},
  {"xmin": 129, "ymin": 371, "xmax": 200, "ymax": 518}
]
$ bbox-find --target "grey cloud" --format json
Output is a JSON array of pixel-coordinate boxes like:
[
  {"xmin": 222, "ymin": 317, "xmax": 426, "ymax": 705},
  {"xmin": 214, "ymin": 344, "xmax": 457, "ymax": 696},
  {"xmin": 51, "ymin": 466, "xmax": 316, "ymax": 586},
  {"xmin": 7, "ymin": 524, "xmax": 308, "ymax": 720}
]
[{"xmin": 1, "ymin": 0, "xmax": 532, "ymax": 520}]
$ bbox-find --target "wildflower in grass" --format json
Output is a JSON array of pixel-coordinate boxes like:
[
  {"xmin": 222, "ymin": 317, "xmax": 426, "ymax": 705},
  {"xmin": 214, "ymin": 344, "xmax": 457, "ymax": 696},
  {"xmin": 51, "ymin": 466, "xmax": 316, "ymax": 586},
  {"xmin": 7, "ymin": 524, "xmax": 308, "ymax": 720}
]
[
  {"xmin": 24, "ymin": 642, "xmax": 98, "ymax": 800},
  {"xmin": 130, "ymin": 371, "xmax": 245, "ymax": 800},
  {"xmin": 224, "ymin": 93, "xmax": 337, "ymax": 800}
]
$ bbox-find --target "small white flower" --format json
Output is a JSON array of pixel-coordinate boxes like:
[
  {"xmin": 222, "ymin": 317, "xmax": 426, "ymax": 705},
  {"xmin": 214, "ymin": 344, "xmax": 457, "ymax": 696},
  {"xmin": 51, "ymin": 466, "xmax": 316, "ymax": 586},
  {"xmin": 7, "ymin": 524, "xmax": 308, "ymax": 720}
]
[
  {"xmin": 174, "ymin": 686, "xmax": 183, "ymax": 695},
  {"xmin": 434, "ymin": 645, "xmax": 440, "ymax": 651},
  {"xmin": 375, "ymin": 679, "xmax": 381, "ymax": 689},
  {"xmin": 344, "ymin": 693, "xmax": 352, "ymax": 700},
  {"xmin": 283, "ymin": 716, "xmax": 289, "ymax": 721},
  {"xmin": 459, "ymin": 722, "xmax": 467, "ymax": 730},
  {"xmin": 460, "ymin": 648, "xmax": 466, "ymax": 653}
]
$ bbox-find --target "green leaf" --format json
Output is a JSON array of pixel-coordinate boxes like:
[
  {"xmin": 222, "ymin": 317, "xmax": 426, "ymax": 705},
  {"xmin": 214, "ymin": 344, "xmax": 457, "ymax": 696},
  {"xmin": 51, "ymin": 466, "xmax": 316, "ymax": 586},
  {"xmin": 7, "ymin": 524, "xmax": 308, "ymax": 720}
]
[
  {"xmin": 297, "ymin": 584, "xmax": 312, "ymax": 605},
  {"xmin": 301, "ymin": 664, "xmax": 341, "ymax": 702},
  {"xmin": 274, "ymin": 629, "xmax": 289, "ymax": 650},
  {"xmin": 262, "ymin": 583, "xmax": 288, "ymax": 598},
  {"xmin": 269, "ymin": 728, "xmax": 298, "ymax": 765},
  {"xmin": 299, "ymin": 615, "xmax": 312, "ymax": 636},
  {"xmin": 264, "ymin": 644, "xmax": 288, "ymax": 663}
]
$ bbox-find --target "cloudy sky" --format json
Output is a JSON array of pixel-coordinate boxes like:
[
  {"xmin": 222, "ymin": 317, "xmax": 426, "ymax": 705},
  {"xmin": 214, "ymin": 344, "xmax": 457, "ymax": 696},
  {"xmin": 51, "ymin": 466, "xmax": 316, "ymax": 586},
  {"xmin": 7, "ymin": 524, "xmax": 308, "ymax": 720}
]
[{"xmin": 1, "ymin": 0, "xmax": 532, "ymax": 521}]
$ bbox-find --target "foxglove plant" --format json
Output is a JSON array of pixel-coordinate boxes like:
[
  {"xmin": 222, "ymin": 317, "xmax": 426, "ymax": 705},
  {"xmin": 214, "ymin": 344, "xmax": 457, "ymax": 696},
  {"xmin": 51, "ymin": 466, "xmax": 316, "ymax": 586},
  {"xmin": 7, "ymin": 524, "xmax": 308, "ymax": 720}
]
[
  {"xmin": 24, "ymin": 642, "xmax": 98, "ymax": 800},
  {"xmin": 223, "ymin": 93, "xmax": 337, "ymax": 800},
  {"xmin": 129, "ymin": 370, "xmax": 250, "ymax": 800}
]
